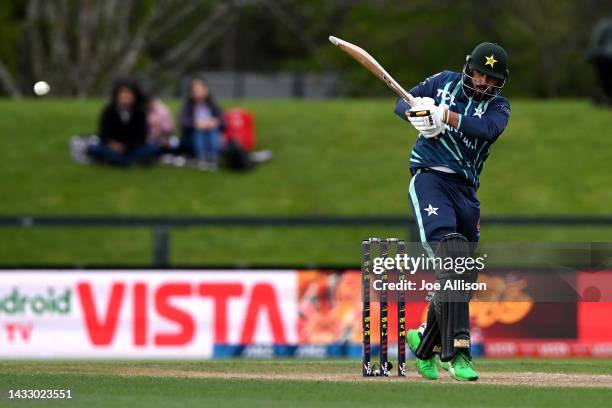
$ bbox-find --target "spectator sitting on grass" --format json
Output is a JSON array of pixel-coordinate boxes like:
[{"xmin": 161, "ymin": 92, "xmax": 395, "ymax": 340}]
[
  {"xmin": 179, "ymin": 76, "xmax": 226, "ymax": 171},
  {"xmin": 86, "ymin": 79, "xmax": 159, "ymax": 166},
  {"xmin": 147, "ymin": 94, "xmax": 176, "ymax": 151}
]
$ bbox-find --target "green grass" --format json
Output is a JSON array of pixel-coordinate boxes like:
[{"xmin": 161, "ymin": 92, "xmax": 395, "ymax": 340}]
[
  {"xmin": 0, "ymin": 360, "xmax": 611, "ymax": 407},
  {"xmin": 0, "ymin": 98, "xmax": 610, "ymax": 265},
  {"xmin": 5, "ymin": 358, "xmax": 610, "ymax": 375}
]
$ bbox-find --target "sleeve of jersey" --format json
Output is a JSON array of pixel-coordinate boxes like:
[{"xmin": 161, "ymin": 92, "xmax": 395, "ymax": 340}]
[
  {"xmin": 393, "ymin": 71, "xmax": 445, "ymax": 123},
  {"xmin": 458, "ymin": 100, "xmax": 511, "ymax": 142}
]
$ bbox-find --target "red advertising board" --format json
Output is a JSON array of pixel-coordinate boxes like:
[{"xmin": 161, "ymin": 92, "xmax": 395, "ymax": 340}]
[
  {"xmin": 1, "ymin": 269, "xmax": 611, "ymax": 358},
  {"xmin": 0, "ymin": 271, "xmax": 296, "ymax": 358}
]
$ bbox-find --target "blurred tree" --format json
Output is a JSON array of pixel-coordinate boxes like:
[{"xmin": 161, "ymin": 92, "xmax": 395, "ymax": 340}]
[
  {"xmin": 0, "ymin": 0, "xmax": 609, "ymax": 97},
  {"xmin": 311, "ymin": 0, "xmax": 611, "ymax": 97},
  {"xmin": 0, "ymin": 0, "xmax": 346, "ymax": 96},
  {"xmin": 0, "ymin": 0, "xmax": 257, "ymax": 96},
  {"xmin": 468, "ymin": 0, "xmax": 606, "ymax": 97},
  {"xmin": 0, "ymin": 1, "xmax": 23, "ymax": 96}
]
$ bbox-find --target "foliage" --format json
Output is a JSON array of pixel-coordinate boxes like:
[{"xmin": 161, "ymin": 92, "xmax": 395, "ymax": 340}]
[
  {"xmin": 314, "ymin": 0, "xmax": 610, "ymax": 97},
  {"xmin": 0, "ymin": 0, "xmax": 610, "ymax": 97}
]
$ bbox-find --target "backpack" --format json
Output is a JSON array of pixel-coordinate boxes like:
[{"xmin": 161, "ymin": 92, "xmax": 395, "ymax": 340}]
[{"xmin": 223, "ymin": 138, "xmax": 253, "ymax": 171}]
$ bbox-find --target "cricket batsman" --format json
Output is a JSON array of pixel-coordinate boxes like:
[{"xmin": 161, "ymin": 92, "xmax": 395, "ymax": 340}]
[{"xmin": 394, "ymin": 42, "xmax": 511, "ymax": 381}]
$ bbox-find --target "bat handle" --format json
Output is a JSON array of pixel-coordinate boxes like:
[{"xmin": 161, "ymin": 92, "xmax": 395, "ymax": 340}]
[{"xmin": 405, "ymin": 93, "xmax": 417, "ymax": 107}]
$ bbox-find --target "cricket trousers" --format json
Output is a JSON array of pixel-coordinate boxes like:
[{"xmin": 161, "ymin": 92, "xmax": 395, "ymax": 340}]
[{"xmin": 408, "ymin": 168, "xmax": 480, "ymax": 255}]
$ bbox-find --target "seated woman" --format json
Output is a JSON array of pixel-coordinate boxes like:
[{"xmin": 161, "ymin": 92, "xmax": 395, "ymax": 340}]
[
  {"xmin": 87, "ymin": 79, "xmax": 158, "ymax": 166},
  {"xmin": 179, "ymin": 77, "xmax": 226, "ymax": 171}
]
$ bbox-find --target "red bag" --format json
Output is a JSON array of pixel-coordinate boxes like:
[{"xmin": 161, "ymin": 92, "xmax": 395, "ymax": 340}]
[{"xmin": 224, "ymin": 109, "xmax": 255, "ymax": 151}]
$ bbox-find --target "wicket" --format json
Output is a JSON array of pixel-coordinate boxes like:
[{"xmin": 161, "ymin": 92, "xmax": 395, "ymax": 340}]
[{"xmin": 361, "ymin": 237, "xmax": 407, "ymax": 377}]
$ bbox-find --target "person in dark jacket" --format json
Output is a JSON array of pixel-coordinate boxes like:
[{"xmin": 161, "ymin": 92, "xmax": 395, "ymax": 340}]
[
  {"xmin": 87, "ymin": 79, "xmax": 159, "ymax": 166},
  {"xmin": 179, "ymin": 76, "xmax": 226, "ymax": 170},
  {"xmin": 586, "ymin": 17, "xmax": 612, "ymax": 106}
]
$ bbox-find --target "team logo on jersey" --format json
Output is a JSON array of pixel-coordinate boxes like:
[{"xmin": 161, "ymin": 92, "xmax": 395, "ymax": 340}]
[
  {"xmin": 473, "ymin": 107, "xmax": 484, "ymax": 118},
  {"xmin": 435, "ymin": 89, "xmax": 456, "ymax": 106},
  {"xmin": 485, "ymin": 54, "xmax": 498, "ymax": 68},
  {"xmin": 424, "ymin": 204, "xmax": 438, "ymax": 216}
]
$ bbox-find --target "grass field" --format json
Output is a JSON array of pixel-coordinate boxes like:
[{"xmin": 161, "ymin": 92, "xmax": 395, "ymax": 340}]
[
  {"xmin": 0, "ymin": 98, "xmax": 610, "ymax": 266},
  {"xmin": 1, "ymin": 359, "xmax": 611, "ymax": 407}
]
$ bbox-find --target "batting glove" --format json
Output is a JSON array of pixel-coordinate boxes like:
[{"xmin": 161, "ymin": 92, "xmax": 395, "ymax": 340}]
[{"xmin": 406, "ymin": 103, "xmax": 449, "ymax": 138}]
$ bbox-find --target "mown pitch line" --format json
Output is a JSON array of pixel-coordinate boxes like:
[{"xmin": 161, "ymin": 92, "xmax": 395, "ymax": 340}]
[{"xmin": 48, "ymin": 366, "xmax": 612, "ymax": 388}]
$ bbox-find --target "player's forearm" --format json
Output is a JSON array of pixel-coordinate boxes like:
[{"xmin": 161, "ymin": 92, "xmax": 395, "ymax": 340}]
[
  {"xmin": 394, "ymin": 98, "xmax": 411, "ymax": 123},
  {"xmin": 446, "ymin": 110, "xmax": 460, "ymax": 129},
  {"xmin": 445, "ymin": 110, "xmax": 499, "ymax": 141}
]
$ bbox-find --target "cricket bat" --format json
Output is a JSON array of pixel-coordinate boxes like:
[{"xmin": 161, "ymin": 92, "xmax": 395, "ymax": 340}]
[{"xmin": 329, "ymin": 36, "xmax": 417, "ymax": 107}]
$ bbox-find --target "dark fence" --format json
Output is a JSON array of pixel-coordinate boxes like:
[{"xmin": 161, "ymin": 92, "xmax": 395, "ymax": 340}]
[{"xmin": 1, "ymin": 215, "xmax": 611, "ymax": 267}]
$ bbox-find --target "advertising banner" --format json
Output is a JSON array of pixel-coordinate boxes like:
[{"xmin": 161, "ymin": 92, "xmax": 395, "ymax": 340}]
[
  {"xmin": 1, "ymin": 269, "xmax": 611, "ymax": 358},
  {"xmin": 0, "ymin": 271, "xmax": 297, "ymax": 358}
]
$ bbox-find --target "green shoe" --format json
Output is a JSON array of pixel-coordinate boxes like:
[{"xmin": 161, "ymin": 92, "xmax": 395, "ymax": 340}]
[
  {"xmin": 407, "ymin": 329, "xmax": 438, "ymax": 380},
  {"xmin": 448, "ymin": 352, "xmax": 478, "ymax": 381}
]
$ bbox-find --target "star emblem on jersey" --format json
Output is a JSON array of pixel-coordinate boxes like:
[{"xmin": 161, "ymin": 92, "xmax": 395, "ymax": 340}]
[
  {"xmin": 484, "ymin": 54, "xmax": 498, "ymax": 68},
  {"xmin": 473, "ymin": 107, "xmax": 484, "ymax": 118},
  {"xmin": 424, "ymin": 204, "xmax": 438, "ymax": 216}
]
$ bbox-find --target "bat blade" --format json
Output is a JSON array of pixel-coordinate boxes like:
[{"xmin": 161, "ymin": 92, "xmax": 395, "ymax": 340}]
[{"xmin": 329, "ymin": 36, "xmax": 416, "ymax": 106}]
